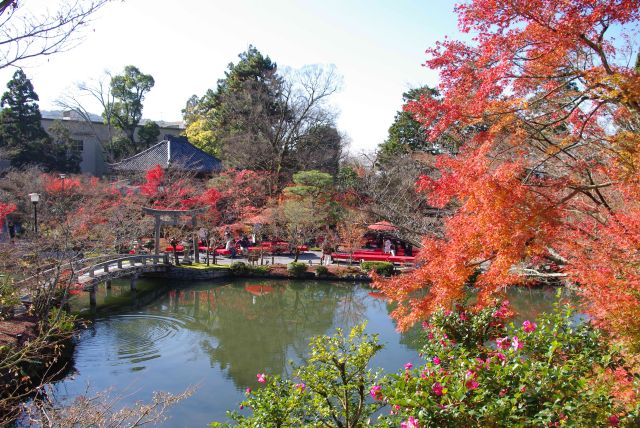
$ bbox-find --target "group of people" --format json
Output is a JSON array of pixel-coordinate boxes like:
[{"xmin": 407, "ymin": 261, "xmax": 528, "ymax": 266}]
[
  {"xmin": 381, "ymin": 237, "xmax": 412, "ymax": 257},
  {"xmin": 224, "ymin": 234, "xmax": 251, "ymax": 258}
]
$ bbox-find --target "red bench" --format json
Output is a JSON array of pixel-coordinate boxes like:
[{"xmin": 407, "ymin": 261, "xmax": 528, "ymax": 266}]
[{"xmin": 331, "ymin": 252, "xmax": 416, "ymax": 264}]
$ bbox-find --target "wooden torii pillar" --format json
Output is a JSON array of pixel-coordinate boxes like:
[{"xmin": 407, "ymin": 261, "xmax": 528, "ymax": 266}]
[{"xmin": 142, "ymin": 207, "xmax": 206, "ymax": 256}]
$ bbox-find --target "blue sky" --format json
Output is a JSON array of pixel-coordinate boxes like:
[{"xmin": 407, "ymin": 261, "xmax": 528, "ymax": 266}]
[{"xmin": 0, "ymin": 0, "xmax": 460, "ymax": 153}]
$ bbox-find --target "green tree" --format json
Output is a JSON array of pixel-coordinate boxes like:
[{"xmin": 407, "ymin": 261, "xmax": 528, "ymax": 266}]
[
  {"xmin": 377, "ymin": 86, "xmax": 439, "ymax": 164},
  {"xmin": 0, "ymin": 69, "xmax": 49, "ymax": 167},
  {"xmin": 294, "ymin": 125, "xmax": 343, "ymax": 175},
  {"xmin": 183, "ymin": 46, "xmax": 277, "ymax": 157},
  {"xmin": 285, "ymin": 170, "xmax": 334, "ymax": 199},
  {"xmin": 109, "ymin": 65, "xmax": 155, "ymax": 153},
  {"xmin": 184, "ymin": 46, "xmax": 341, "ymax": 188},
  {"xmin": 47, "ymin": 120, "xmax": 82, "ymax": 173},
  {"xmin": 0, "ymin": 70, "xmax": 80, "ymax": 172},
  {"xmin": 282, "ymin": 170, "xmax": 339, "ymax": 261},
  {"xmin": 137, "ymin": 121, "xmax": 160, "ymax": 148}
]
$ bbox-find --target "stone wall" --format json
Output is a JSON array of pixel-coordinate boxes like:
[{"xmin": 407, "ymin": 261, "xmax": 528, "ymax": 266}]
[{"xmin": 143, "ymin": 266, "xmax": 232, "ymax": 281}]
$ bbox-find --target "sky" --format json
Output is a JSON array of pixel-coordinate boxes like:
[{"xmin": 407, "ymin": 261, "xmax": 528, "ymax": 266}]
[{"xmin": 0, "ymin": 0, "xmax": 461, "ymax": 154}]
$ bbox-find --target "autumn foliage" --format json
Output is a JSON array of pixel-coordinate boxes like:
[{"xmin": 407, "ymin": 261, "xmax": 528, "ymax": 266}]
[{"xmin": 376, "ymin": 0, "xmax": 640, "ymax": 350}]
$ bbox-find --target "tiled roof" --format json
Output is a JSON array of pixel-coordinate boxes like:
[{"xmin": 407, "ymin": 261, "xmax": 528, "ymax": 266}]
[{"xmin": 110, "ymin": 136, "xmax": 222, "ymax": 173}]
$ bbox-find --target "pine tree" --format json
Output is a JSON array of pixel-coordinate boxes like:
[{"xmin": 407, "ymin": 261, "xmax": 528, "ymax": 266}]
[
  {"xmin": 0, "ymin": 70, "xmax": 80, "ymax": 172},
  {"xmin": 0, "ymin": 69, "xmax": 50, "ymax": 167}
]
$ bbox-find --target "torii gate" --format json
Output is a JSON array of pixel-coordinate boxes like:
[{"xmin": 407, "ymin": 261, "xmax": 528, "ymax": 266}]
[{"xmin": 143, "ymin": 207, "xmax": 207, "ymax": 256}]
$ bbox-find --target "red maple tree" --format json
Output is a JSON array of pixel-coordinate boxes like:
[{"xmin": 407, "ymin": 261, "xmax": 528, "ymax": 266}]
[{"xmin": 375, "ymin": 0, "xmax": 640, "ymax": 350}]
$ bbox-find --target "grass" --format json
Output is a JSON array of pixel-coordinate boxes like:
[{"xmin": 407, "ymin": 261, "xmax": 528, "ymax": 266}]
[{"xmin": 177, "ymin": 263, "xmax": 230, "ymax": 270}]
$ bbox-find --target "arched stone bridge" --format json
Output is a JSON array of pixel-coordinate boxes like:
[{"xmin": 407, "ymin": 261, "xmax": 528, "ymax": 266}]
[{"xmin": 76, "ymin": 254, "xmax": 171, "ymax": 307}]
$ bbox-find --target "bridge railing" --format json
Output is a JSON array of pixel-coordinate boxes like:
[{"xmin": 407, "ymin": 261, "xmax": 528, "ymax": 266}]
[
  {"xmin": 14, "ymin": 254, "xmax": 122, "ymax": 288},
  {"xmin": 86, "ymin": 254, "xmax": 170, "ymax": 278}
]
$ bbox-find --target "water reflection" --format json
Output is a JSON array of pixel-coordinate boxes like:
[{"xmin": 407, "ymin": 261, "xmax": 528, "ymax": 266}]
[
  {"xmin": 143, "ymin": 281, "xmax": 370, "ymax": 389},
  {"xmin": 57, "ymin": 280, "xmax": 563, "ymax": 427}
]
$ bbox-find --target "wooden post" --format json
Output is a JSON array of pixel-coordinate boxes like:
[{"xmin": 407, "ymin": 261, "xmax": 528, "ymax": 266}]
[
  {"xmin": 194, "ymin": 232, "xmax": 200, "ymax": 263},
  {"xmin": 106, "ymin": 280, "xmax": 112, "ymax": 289},
  {"xmin": 154, "ymin": 218, "xmax": 161, "ymax": 256},
  {"xmin": 89, "ymin": 287, "xmax": 97, "ymax": 308}
]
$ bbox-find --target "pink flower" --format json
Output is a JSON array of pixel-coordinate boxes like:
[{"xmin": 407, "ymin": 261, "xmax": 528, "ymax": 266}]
[
  {"xmin": 465, "ymin": 370, "xmax": 479, "ymax": 389},
  {"xmin": 512, "ymin": 336, "xmax": 523, "ymax": 350},
  {"xmin": 496, "ymin": 336, "xmax": 510, "ymax": 350},
  {"xmin": 433, "ymin": 356, "xmax": 441, "ymax": 365},
  {"xmin": 427, "ymin": 331, "xmax": 434, "ymax": 340},
  {"xmin": 245, "ymin": 387, "xmax": 251, "ymax": 394},
  {"xmin": 459, "ymin": 312, "xmax": 469, "ymax": 321},
  {"xmin": 432, "ymin": 381, "xmax": 443, "ymax": 396},
  {"xmin": 369, "ymin": 385, "xmax": 382, "ymax": 400},
  {"xmin": 609, "ymin": 415, "xmax": 619, "ymax": 427},
  {"xmin": 239, "ymin": 404, "xmax": 244, "ymax": 410},
  {"xmin": 499, "ymin": 388, "xmax": 507, "ymax": 397},
  {"xmin": 400, "ymin": 416, "xmax": 420, "ymax": 428},
  {"xmin": 295, "ymin": 383, "xmax": 306, "ymax": 392},
  {"xmin": 465, "ymin": 378, "xmax": 479, "ymax": 390},
  {"xmin": 404, "ymin": 362, "xmax": 413, "ymax": 370},
  {"xmin": 522, "ymin": 320, "xmax": 537, "ymax": 333},
  {"xmin": 256, "ymin": 373, "xmax": 266, "ymax": 384},
  {"xmin": 496, "ymin": 352, "xmax": 506, "ymax": 362}
]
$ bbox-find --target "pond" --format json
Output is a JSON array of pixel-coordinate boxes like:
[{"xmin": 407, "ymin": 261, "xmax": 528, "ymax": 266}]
[{"xmin": 55, "ymin": 279, "xmax": 563, "ymax": 427}]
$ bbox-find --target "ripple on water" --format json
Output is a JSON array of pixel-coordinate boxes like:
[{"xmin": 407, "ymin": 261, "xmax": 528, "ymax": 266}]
[{"xmin": 76, "ymin": 313, "xmax": 191, "ymax": 372}]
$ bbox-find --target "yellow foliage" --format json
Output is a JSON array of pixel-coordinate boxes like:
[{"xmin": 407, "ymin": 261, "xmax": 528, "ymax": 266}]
[{"xmin": 185, "ymin": 118, "xmax": 220, "ymax": 156}]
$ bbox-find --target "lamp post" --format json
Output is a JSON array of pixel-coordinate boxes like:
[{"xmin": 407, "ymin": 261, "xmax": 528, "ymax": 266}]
[
  {"xmin": 59, "ymin": 174, "xmax": 66, "ymax": 192},
  {"xmin": 29, "ymin": 193, "xmax": 40, "ymax": 235}
]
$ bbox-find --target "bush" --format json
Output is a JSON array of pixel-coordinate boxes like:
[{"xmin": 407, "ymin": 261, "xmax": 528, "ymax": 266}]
[
  {"xmin": 230, "ymin": 262, "xmax": 270, "ymax": 276},
  {"xmin": 0, "ymin": 276, "xmax": 19, "ymax": 311},
  {"xmin": 229, "ymin": 262, "xmax": 250, "ymax": 275},
  {"xmin": 315, "ymin": 265, "xmax": 329, "ymax": 276},
  {"xmin": 287, "ymin": 262, "xmax": 308, "ymax": 277},
  {"xmin": 250, "ymin": 265, "xmax": 270, "ymax": 275},
  {"xmin": 361, "ymin": 261, "xmax": 394, "ymax": 276},
  {"xmin": 378, "ymin": 298, "xmax": 640, "ymax": 427},
  {"xmin": 215, "ymin": 297, "xmax": 640, "ymax": 427},
  {"xmin": 212, "ymin": 324, "xmax": 383, "ymax": 427}
]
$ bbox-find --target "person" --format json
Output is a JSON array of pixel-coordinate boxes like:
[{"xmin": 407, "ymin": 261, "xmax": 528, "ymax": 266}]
[
  {"xmin": 240, "ymin": 235, "xmax": 250, "ymax": 256},
  {"xmin": 383, "ymin": 238, "xmax": 392, "ymax": 254},
  {"xmin": 7, "ymin": 221, "xmax": 15, "ymax": 244},
  {"xmin": 225, "ymin": 238, "xmax": 236, "ymax": 258},
  {"xmin": 390, "ymin": 241, "xmax": 397, "ymax": 257},
  {"xmin": 170, "ymin": 237, "xmax": 180, "ymax": 265}
]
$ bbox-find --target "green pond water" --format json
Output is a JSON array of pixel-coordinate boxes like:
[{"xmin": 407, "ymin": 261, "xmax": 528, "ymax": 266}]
[{"xmin": 55, "ymin": 278, "xmax": 564, "ymax": 427}]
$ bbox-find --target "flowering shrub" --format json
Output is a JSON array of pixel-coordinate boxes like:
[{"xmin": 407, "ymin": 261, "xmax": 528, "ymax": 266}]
[
  {"xmin": 213, "ymin": 300, "xmax": 640, "ymax": 427},
  {"xmin": 211, "ymin": 324, "xmax": 383, "ymax": 427},
  {"xmin": 378, "ymin": 300, "xmax": 640, "ymax": 427}
]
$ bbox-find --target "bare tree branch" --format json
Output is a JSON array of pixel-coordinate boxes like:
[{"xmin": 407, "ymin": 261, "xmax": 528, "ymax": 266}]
[{"xmin": 0, "ymin": 0, "xmax": 112, "ymax": 70}]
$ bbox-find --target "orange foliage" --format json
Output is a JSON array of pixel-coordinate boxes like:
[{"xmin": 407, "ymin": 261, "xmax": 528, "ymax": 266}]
[
  {"xmin": 375, "ymin": 0, "xmax": 640, "ymax": 348},
  {"xmin": 43, "ymin": 174, "xmax": 81, "ymax": 193}
]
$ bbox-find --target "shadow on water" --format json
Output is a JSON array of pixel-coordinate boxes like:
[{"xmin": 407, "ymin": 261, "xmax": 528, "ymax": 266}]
[{"xmin": 57, "ymin": 279, "xmax": 563, "ymax": 427}]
